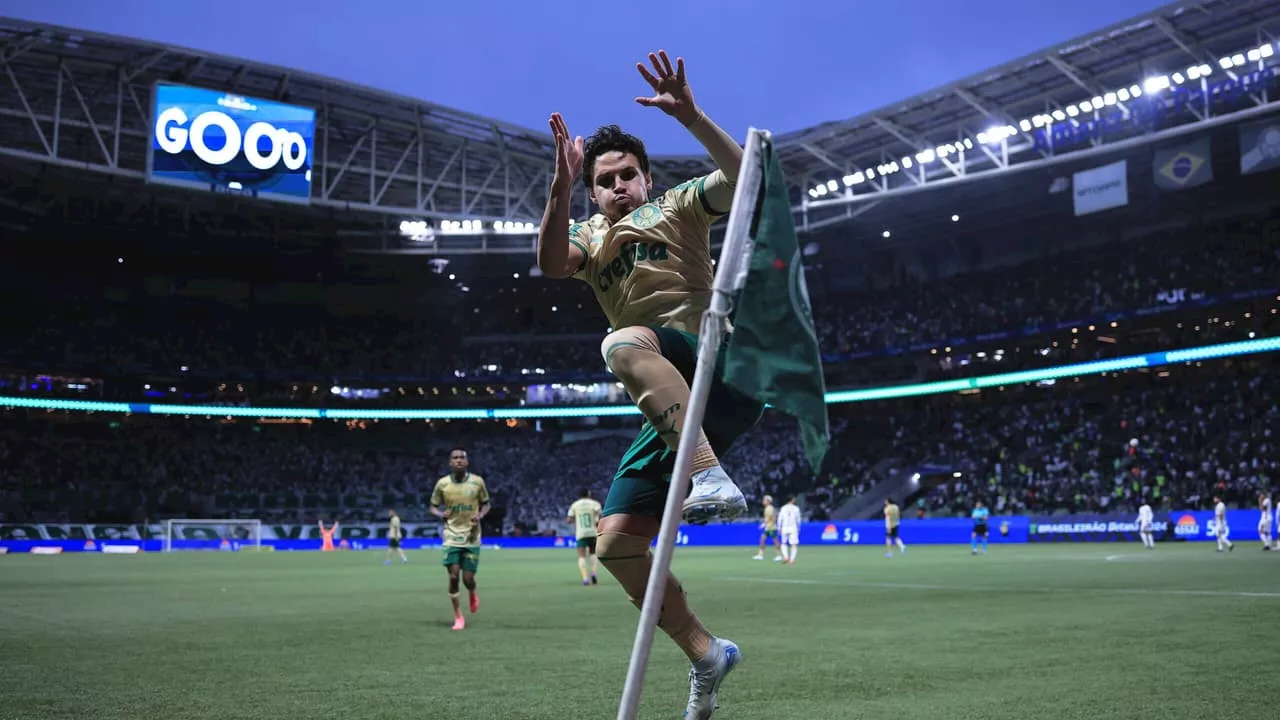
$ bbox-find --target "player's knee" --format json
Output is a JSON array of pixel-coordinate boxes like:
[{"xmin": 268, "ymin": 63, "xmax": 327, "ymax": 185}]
[
  {"xmin": 601, "ymin": 327, "xmax": 661, "ymax": 377},
  {"xmin": 596, "ymin": 531, "xmax": 651, "ymax": 591},
  {"xmin": 462, "ymin": 572, "xmax": 476, "ymax": 590}
]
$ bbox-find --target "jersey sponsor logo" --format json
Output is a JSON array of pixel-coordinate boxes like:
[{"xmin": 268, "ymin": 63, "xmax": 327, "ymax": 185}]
[{"xmin": 596, "ymin": 241, "xmax": 670, "ymax": 292}]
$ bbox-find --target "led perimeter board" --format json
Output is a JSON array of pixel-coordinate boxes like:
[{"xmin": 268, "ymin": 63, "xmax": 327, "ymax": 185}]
[{"xmin": 146, "ymin": 83, "xmax": 316, "ymax": 205}]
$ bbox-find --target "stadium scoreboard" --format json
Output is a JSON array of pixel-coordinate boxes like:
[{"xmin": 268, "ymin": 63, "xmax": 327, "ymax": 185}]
[{"xmin": 146, "ymin": 83, "xmax": 317, "ymax": 205}]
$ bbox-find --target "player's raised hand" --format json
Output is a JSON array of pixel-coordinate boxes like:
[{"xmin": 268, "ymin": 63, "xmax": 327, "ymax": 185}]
[
  {"xmin": 549, "ymin": 112, "xmax": 584, "ymax": 188},
  {"xmin": 635, "ymin": 50, "xmax": 699, "ymax": 126}
]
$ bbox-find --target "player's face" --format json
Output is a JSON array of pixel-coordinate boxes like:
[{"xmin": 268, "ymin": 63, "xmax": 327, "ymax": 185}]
[
  {"xmin": 590, "ymin": 151, "xmax": 652, "ymax": 222},
  {"xmin": 450, "ymin": 451, "xmax": 468, "ymax": 471}
]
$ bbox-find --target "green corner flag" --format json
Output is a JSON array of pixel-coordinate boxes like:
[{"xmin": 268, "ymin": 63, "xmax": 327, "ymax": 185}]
[{"xmin": 721, "ymin": 136, "xmax": 831, "ymax": 473}]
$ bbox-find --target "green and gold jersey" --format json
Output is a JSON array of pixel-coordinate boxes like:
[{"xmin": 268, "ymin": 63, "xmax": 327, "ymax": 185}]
[
  {"xmin": 568, "ymin": 170, "xmax": 734, "ymax": 334},
  {"xmin": 763, "ymin": 505, "xmax": 777, "ymax": 531},
  {"xmin": 430, "ymin": 473, "xmax": 490, "ymax": 548},
  {"xmin": 885, "ymin": 503, "xmax": 901, "ymax": 528},
  {"xmin": 389, "ymin": 515, "xmax": 402, "ymax": 539},
  {"xmin": 567, "ymin": 498, "xmax": 603, "ymax": 540}
]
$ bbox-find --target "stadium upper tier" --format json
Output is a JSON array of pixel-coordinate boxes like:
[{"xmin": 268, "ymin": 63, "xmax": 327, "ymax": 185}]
[
  {"xmin": 1, "ymin": 0, "xmax": 1278, "ymax": 249},
  {"xmin": 0, "ymin": 201, "xmax": 1275, "ymax": 400}
]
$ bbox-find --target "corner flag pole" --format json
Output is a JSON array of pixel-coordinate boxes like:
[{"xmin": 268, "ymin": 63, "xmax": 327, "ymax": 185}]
[{"xmin": 615, "ymin": 128, "xmax": 769, "ymax": 720}]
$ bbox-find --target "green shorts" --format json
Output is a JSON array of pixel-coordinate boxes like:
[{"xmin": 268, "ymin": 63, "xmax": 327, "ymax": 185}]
[
  {"xmin": 762, "ymin": 529, "xmax": 778, "ymax": 541},
  {"xmin": 602, "ymin": 326, "xmax": 766, "ymax": 520},
  {"xmin": 441, "ymin": 545, "xmax": 480, "ymax": 573},
  {"xmin": 576, "ymin": 537, "xmax": 597, "ymax": 553}
]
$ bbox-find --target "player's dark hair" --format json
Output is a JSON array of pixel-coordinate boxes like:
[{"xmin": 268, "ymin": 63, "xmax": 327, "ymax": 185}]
[
  {"xmin": 450, "ymin": 446, "xmax": 467, "ymax": 457},
  {"xmin": 580, "ymin": 488, "xmax": 590, "ymax": 498},
  {"xmin": 583, "ymin": 125, "xmax": 650, "ymax": 189}
]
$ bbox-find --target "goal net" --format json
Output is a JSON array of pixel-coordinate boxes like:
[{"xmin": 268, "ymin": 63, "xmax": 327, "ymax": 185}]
[{"xmin": 163, "ymin": 519, "xmax": 263, "ymax": 552}]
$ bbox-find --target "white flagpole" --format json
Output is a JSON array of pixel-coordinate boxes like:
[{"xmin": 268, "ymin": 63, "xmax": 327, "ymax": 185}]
[{"xmin": 615, "ymin": 128, "xmax": 770, "ymax": 720}]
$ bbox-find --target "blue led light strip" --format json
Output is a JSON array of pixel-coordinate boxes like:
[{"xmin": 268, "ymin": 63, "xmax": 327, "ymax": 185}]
[{"xmin": 3, "ymin": 336, "xmax": 1277, "ymax": 420}]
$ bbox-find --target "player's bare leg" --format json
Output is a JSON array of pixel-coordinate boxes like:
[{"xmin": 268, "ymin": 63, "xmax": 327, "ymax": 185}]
[
  {"xmin": 462, "ymin": 570, "xmax": 479, "ymax": 613},
  {"xmin": 577, "ymin": 546, "xmax": 591, "ymax": 585},
  {"xmin": 447, "ymin": 565, "xmax": 465, "ymax": 630},
  {"xmin": 603, "ymin": 328, "xmax": 746, "ymax": 524},
  {"xmin": 753, "ymin": 534, "xmax": 766, "ymax": 560},
  {"xmin": 598, "ymin": 514, "xmax": 740, "ymax": 719}
]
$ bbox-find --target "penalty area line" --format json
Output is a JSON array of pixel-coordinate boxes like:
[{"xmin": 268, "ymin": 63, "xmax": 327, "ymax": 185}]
[{"xmin": 716, "ymin": 576, "xmax": 1280, "ymax": 599}]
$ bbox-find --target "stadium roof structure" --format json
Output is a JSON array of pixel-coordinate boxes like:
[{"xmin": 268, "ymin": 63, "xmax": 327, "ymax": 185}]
[{"xmin": 0, "ymin": 0, "xmax": 1278, "ymax": 256}]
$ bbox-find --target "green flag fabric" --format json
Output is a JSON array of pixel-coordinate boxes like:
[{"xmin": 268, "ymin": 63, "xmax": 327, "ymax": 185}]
[{"xmin": 721, "ymin": 136, "xmax": 831, "ymax": 473}]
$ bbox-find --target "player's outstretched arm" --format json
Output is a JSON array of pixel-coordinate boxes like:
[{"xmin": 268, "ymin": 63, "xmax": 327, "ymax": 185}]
[
  {"xmin": 537, "ymin": 113, "xmax": 587, "ymax": 279},
  {"xmin": 635, "ymin": 50, "xmax": 743, "ymax": 186}
]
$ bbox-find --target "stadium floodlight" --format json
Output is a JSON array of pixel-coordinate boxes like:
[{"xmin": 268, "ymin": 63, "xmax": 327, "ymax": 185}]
[
  {"xmin": 842, "ymin": 173, "xmax": 859, "ymax": 187},
  {"xmin": 1142, "ymin": 75, "xmax": 1170, "ymax": 93},
  {"xmin": 1019, "ymin": 119, "xmax": 1032, "ymax": 132},
  {"xmin": 825, "ymin": 179, "xmax": 838, "ymax": 191},
  {"xmin": 1065, "ymin": 105, "xmax": 1080, "ymax": 117},
  {"xmin": 1198, "ymin": 64, "xmax": 1213, "ymax": 76},
  {"xmin": 1052, "ymin": 109, "xmax": 1066, "ymax": 121},
  {"xmin": 1247, "ymin": 48, "xmax": 1261, "ymax": 62},
  {"xmin": 1080, "ymin": 100, "xmax": 1094, "ymax": 112},
  {"xmin": 1116, "ymin": 88, "xmax": 1131, "ymax": 102},
  {"xmin": 163, "ymin": 519, "xmax": 262, "ymax": 553},
  {"xmin": 1232, "ymin": 53, "xmax": 1245, "ymax": 66},
  {"xmin": 1103, "ymin": 92, "xmax": 1117, "ymax": 106},
  {"xmin": 916, "ymin": 148, "xmax": 936, "ymax": 163},
  {"xmin": 1187, "ymin": 65, "xmax": 1202, "ymax": 80},
  {"xmin": 1261, "ymin": 44, "xmax": 1274, "ymax": 59},
  {"xmin": 1129, "ymin": 84, "xmax": 1142, "ymax": 97},
  {"xmin": 901, "ymin": 156, "xmax": 914, "ymax": 169},
  {"xmin": 1219, "ymin": 56, "xmax": 1234, "ymax": 69}
]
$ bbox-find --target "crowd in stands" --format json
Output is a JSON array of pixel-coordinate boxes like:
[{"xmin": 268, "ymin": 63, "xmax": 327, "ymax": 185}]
[
  {"xmin": 0, "ymin": 212, "xmax": 1275, "ymax": 389},
  {"xmin": 0, "ymin": 196, "xmax": 1277, "ymax": 532},
  {"xmin": 2, "ymin": 353, "xmax": 1274, "ymax": 530}
]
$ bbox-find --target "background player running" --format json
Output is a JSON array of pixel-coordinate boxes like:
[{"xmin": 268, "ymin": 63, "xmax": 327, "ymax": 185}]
[
  {"xmin": 538, "ymin": 49, "xmax": 758, "ymax": 719},
  {"xmin": 429, "ymin": 447, "xmax": 491, "ymax": 631},
  {"xmin": 567, "ymin": 488, "xmax": 603, "ymax": 585},
  {"xmin": 970, "ymin": 501, "xmax": 990, "ymax": 555},
  {"xmin": 753, "ymin": 495, "xmax": 783, "ymax": 562},
  {"xmin": 884, "ymin": 498, "xmax": 905, "ymax": 557},
  {"xmin": 385, "ymin": 508, "xmax": 408, "ymax": 565}
]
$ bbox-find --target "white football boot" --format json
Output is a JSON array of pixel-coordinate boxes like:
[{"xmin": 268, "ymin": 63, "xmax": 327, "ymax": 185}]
[
  {"xmin": 681, "ymin": 466, "xmax": 747, "ymax": 524},
  {"xmin": 683, "ymin": 637, "xmax": 741, "ymax": 719}
]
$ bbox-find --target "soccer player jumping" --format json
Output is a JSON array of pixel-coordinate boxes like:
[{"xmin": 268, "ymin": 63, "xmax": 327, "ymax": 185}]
[{"xmin": 538, "ymin": 50, "xmax": 762, "ymax": 719}]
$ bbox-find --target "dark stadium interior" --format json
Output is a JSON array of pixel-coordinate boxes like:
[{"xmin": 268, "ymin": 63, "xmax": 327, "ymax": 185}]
[{"xmin": 3, "ymin": 5, "xmax": 1280, "ymax": 720}]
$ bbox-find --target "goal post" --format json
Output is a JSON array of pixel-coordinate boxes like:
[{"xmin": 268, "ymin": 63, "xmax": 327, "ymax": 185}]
[{"xmin": 163, "ymin": 519, "xmax": 263, "ymax": 552}]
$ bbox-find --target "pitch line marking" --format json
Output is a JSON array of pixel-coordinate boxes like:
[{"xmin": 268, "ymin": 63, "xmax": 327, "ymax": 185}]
[{"xmin": 716, "ymin": 576, "xmax": 1280, "ymax": 599}]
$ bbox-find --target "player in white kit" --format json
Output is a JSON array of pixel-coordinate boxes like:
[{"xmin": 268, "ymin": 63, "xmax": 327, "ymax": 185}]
[
  {"xmin": 1213, "ymin": 496, "xmax": 1234, "ymax": 553},
  {"xmin": 777, "ymin": 496, "xmax": 802, "ymax": 565},
  {"xmin": 1258, "ymin": 492, "xmax": 1273, "ymax": 551},
  {"xmin": 1136, "ymin": 501, "xmax": 1155, "ymax": 550}
]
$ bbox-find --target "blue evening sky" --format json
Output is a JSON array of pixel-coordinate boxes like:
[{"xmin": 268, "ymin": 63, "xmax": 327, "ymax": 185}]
[{"xmin": 5, "ymin": 0, "xmax": 1171, "ymax": 154}]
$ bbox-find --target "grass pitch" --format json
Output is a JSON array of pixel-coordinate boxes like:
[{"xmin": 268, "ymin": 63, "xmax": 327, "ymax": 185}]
[{"xmin": 0, "ymin": 543, "xmax": 1274, "ymax": 720}]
